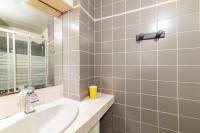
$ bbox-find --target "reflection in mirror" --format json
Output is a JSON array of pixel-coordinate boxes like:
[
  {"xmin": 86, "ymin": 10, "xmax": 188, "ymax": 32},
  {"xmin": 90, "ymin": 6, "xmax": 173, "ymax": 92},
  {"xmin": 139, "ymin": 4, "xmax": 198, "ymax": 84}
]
[
  {"xmin": 15, "ymin": 34, "xmax": 29, "ymax": 91},
  {"xmin": 31, "ymin": 38, "xmax": 46, "ymax": 89},
  {"xmin": 0, "ymin": 31, "xmax": 15, "ymax": 94},
  {"xmin": 0, "ymin": 0, "xmax": 54, "ymax": 96}
]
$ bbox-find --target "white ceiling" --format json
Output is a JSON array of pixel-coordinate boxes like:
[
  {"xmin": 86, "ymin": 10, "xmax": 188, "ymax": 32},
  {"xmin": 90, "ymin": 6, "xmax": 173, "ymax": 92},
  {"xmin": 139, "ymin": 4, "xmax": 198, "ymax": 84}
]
[{"xmin": 0, "ymin": 0, "xmax": 54, "ymax": 34}]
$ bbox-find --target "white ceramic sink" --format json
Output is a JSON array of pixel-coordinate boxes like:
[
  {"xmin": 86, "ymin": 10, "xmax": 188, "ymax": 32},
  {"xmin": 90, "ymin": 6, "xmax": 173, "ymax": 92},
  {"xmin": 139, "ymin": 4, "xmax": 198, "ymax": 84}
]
[{"xmin": 0, "ymin": 99, "xmax": 78, "ymax": 133}]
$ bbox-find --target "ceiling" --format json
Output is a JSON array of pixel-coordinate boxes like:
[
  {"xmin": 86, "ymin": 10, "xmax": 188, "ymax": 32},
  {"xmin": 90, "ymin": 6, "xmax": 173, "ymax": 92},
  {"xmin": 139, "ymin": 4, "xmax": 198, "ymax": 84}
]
[{"xmin": 0, "ymin": 0, "xmax": 54, "ymax": 34}]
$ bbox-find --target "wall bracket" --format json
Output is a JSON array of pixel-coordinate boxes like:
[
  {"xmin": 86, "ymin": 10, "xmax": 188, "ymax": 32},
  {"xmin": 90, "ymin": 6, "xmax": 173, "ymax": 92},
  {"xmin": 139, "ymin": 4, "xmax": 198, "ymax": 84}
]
[{"xmin": 136, "ymin": 30, "xmax": 165, "ymax": 41}]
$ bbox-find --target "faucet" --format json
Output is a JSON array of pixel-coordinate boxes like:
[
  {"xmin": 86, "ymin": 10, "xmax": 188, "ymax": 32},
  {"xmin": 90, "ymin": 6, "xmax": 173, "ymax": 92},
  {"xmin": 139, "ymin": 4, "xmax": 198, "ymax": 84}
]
[{"xmin": 20, "ymin": 86, "xmax": 39, "ymax": 114}]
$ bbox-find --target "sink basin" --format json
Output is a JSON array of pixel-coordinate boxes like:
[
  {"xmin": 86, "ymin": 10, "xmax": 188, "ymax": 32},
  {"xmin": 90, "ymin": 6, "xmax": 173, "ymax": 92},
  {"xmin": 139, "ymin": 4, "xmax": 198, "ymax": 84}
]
[{"xmin": 0, "ymin": 99, "xmax": 78, "ymax": 133}]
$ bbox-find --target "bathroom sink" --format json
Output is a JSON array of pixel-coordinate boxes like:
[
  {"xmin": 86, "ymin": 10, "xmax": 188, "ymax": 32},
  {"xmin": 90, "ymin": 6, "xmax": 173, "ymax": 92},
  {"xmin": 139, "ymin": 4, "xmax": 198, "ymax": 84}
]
[{"xmin": 0, "ymin": 99, "xmax": 78, "ymax": 133}]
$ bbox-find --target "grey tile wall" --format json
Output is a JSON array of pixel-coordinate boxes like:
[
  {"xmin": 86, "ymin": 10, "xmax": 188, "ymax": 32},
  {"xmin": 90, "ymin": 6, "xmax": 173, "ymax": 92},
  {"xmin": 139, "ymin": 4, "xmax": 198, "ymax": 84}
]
[
  {"xmin": 94, "ymin": 0, "xmax": 200, "ymax": 133},
  {"xmin": 48, "ymin": 0, "xmax": 95, "ymax": 101},
  {"xmin": 79, "ymin": 0, "xmax": 95, "ymax": 100},
  {"xmin": 62, "ymin": 0, "xmax": 95, "ymax": 100}
]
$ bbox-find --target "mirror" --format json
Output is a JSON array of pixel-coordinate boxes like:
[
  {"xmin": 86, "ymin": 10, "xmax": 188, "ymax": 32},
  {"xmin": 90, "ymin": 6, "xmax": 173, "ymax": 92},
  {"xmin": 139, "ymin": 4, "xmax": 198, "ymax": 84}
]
[{"xmin": 0, "ymin": 0, "xmax": 55, "ymax": 96}]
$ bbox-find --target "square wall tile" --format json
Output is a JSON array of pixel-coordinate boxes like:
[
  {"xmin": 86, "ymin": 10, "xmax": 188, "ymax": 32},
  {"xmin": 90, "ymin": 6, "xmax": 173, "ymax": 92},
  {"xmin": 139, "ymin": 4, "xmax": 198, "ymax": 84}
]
[
  {"xmin": 126, "ymin": 120, "xmax": 140, "ymax": 133},
  {"xmin": 178, "ymin": 48, "xmax": 200, "ymax": 65},
  {"xmin": 113, "ymin": 1, "xmax": 125, "ymax": 15},
  {"xmin": 126, "ymin": 79, "xmax": 140, "ymax": 93},
  {"xmin": 141, "ymin": 40, "xmax": 157, "ymax": 51},
  {"xmin": 102, "ymin": 0, "xmax": 112, "ymax": 6},
  {"xmin": 102, "ymin": 18, "xmax": 112, "ymax": 30},
  {"xmin": 141, "ymin": 80, "xmax": 157, "ymax": 95},
  {"xmin": 113, "ymin": 116, "xmax": 125, "ymax": 132},
  {"xmin": 158, "ymin": 81, "xmax": 177, "ymax": 98},
  {"xmin": 101, "ymin": 66, "xmax": 112, "ymax": 77},
  {"xmin": 126, "ymin": 93, "xmax": 140, "ymax": 107},
  {"xmin": 158, "ymin": 3, "xmax": 176, "ymax": 20},
  {"xmin": 114, "ymin": 91, "xmax": 125, "ymax": 104},
  {"xmin": 126, "ymin": 12, "xmax": 140, "ymax": 26},
  {"xmin": 158, "ymin": 97, "xmax": 177, "ymax": 114},
  {"xmin": 102, "ymin": 30, "xmax": 112, "ymax": 42},
  {"xmin": 159, "ymin": 112, "xmax": 178, "ymax": 131},
  {"xmin": 95, "ymin": 0, "xmax": 101, "ymax": 8},
  {"xmin": 102, "ymin": 4, "xmax": 112, "ymax": 17},
  {"xmin": 141, "ymin": 0, "xmax": 156, "ymax": 7},
  {"xmin": 141, "ymin": 94, "xmax": 157, "ymax": 110},
  {"xmin": 141, "ymin": 51, "xmax": 157, "ymax": 65},
  {"xmin": 95, "ymin": 8, "xmax": 101, "ymax": 19},
  {"xmin": 113, "ymin": 53, "xmax": 125, "ymax": 65},
  {"xmin": 113, "ymin": 78, "xmax": 125, "ymax": 91},
  {"xmin": 113, "ymin": 27, "xmax": 125, "ymax": 41},
  {"xmin": 102, "ymin": 54, "xmax": 112, "ymax": 65},
  {"xmin": 178, "ymin": 31, "xmax": 200, "ymax": 48},
  {"xmin": 113, "ymin": 15, "xmax": 125, "ymax": 29},
  {"xmin": 158, "ymin": 50, "xmax": 177, "ymax": 65},
  {"xmin": 126, "ymin": 66, "xmax": 140, "ymax": 79},
  {"xmin": 113, "ymin": 66, "xmax": 125, "ymax": 78},
  {"xmin": 113, "ymin": 104, "xmax": 125, "ymax": 117},
  {"xmin": 179, "ymin": 116, "xmax": 200, "ymax": 133},
  {"xmin": 140, "ymin": 7, "xmax": 156, "ymax": 23},
  {"xmin": 126, "ymin": 39, "xmax": 140, "ymax": 52},
  {"xmin": 102, "ymin": 42, "xmax": 112, "ymax": 53},
  {"xmin": 178, "ymin": 13, "xmax": 199, "ymax": 32},
  {"xmin": 141, "ymin": 123, "xmax": 158, "ymax": 133},
  {"xmin": 126, "ymin": 52, "xmax": 140, "ymax": 65},
  {"xmin": 158, "ymin": 66, "xmax": 177, "ymax": 81},
  {"xmin": 141, "ymin": 66, "xmax": 157, "ymax": 80},
  {"xmin": 126, "ymin": 106, "xmax": 140, "ymax": 121},
  {"xmin": 159, "ymin": 128, "xmax": 177, "ymax": 133},
  {"xmin": 158, "ymin": 35, "xmax": 177, "ymax": 50},
  {"xmin": 177, "ymin": 0, "xmax": 199, "ymax": 16},
  {"xmin": 126, "ymin": 0, "xmax": 140, "ymax": 11},
  {"xmin": 101, "ymin": 77, "xmax": 112, "ymax": 90},
  {"xmin": 179, "ymin": 99, "xmax": 200, "ymax": 119},
  {"xmin": 126, "ymin": 25, "xmax": 140, "ymax": 39},
  {"xmin": 141, "ymin": 109, "xmax": 158, "ymax": 125},
  {"xmin": 178, "ymin": 82, "xmax": 200, "ymax": 101},
  {"xmin": 95, "ymin": 21, "xmax": 101, "ymax": 31},
  {"xmin": 113, "ymin": 40, "xmax": 126, "ymax": 52},
  {"xmin": 178, "ymin": 66, "xmax": 200, "ymax": 82}
]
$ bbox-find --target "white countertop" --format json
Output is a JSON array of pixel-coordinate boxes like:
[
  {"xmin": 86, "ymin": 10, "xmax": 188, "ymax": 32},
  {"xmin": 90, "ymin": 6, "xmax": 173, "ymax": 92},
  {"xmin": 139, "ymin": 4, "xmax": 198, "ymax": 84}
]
[
  {"xmin": 0, "ymin": 93, "xmax": 114, "ymax": 133},
  {"xmin": 64, "ymin": 93, "xmax": 114, "ymax": 133}
]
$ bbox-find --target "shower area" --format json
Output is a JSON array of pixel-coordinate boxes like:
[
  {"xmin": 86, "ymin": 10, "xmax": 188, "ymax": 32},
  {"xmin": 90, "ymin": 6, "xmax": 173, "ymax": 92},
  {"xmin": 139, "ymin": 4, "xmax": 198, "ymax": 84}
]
[{"xmin": 0, "ymin": 28, "xmax": 48, "ymax": 95}]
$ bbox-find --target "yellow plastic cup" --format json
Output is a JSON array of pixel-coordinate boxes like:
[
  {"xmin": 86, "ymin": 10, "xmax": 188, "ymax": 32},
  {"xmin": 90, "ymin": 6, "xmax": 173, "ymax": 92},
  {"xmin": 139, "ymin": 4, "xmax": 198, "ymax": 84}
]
[{"xmin": 89, "ymin": 85, "xmax": 97, "ymax": 99}]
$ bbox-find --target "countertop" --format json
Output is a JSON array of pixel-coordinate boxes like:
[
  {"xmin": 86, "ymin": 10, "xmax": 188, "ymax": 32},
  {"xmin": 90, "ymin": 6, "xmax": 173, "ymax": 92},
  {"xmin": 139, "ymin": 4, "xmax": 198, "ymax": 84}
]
[
  {"xmin": 64, "ymin": 93, "xmax": 114, "ymax": 133},
  {"xmin": 0, "ymin": 93, "xmax": 114, "ymax": 133}
]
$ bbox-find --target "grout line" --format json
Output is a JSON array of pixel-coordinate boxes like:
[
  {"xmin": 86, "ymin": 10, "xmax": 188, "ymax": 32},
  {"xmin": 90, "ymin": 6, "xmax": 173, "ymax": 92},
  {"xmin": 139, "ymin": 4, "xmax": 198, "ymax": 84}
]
[
  {"xmin": 139, "ymin": 0, "xmax": 142, "ymax": 132},
  {"xmin": 95, "ymin": 23, "xmax": 200, "ymax": 33},
  {"xmin": 100, "ymin": 0, "xmax": 103, "ymax": 93},
  {"xmin": 111, "ymin": 0, "xmax": 113, "ymax": 96},
  {"xmin": 100, "ymin": 83, "xmax": 200, "ymax": 102},
  {"xmin": 113, "ymin": 102, "xmax": 200, "ymax": 122},
  {"xmin": 113, "ymin": 115, "xmax": 178, "ymax": 133},
  {"xmin": 93, "ymin": 0, "xmax": 95, "ymax": 87},
  {"xmin": 87, "ymin": 4, "xmax": 90, "ymax": 89},
  {"xmin": 94, "ymin": 0, "xmax": 124, "ymax": 10},
  {"xmin": 76, "ymin": 5, "xmax": 94, "ymax": 21},
  {"xmin": 124, "ymin": 0, "xmax": 127, "ymax": 132},
  {"xmin": 176, "ymin": 0, "xmax": 180, "ymax": 132},
  {"xmin": 95, "ymin": 0, "xmax": 178, "ymax": 22},
  {"xmin": 111, "ymin": 0, "xmax": 114, "ymax": 95},
  {"xmin": 80, "ymin": 0, "xmax": 179, "ymax": 22},
  {"xmin": 94, "ymin": 64, "xmax": 200, "ymax": 66},
  {"xmin": 156, "ymin": 0, "xmax": 160, "ymax": 131}
]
